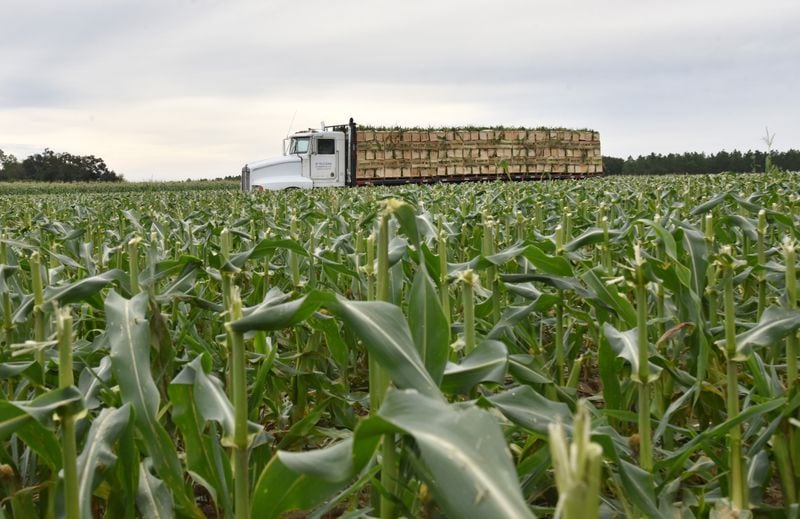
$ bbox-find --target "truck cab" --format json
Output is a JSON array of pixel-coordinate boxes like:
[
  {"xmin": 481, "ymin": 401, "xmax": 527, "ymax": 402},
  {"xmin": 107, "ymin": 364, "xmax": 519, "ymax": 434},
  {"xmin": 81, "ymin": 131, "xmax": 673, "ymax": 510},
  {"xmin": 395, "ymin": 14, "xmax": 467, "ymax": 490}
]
[{"xmin": 242, "ymin": 120, "xmax": 357, "ymax": 191}]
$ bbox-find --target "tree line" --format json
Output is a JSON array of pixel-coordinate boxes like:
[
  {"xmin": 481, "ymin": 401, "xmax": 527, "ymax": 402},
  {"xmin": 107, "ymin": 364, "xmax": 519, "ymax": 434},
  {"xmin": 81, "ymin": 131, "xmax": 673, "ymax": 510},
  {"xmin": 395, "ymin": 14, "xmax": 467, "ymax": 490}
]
[
  {"xmin": 0, "ymin": 148, "xmax": 122, "ymax": 182},
  {"xmin": 3, "ymin": 146, "xmax": 797, "ymax": 183},
  {"xmin": 602, "ymin": 149, "xmax": 800, "ymax": 176}
]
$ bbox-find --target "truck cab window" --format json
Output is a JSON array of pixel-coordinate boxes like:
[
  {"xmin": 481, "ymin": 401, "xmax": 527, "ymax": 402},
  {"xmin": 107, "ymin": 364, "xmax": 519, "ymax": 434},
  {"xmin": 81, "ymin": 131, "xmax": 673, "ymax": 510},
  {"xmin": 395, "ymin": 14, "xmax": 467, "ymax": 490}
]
[
  {"xmin": 289, "ymin": 137, "xmax": 309, "ymax": 154},
  {"xmin": 317, "ymin": 139, "xmax": 335, "ymax": 154}
]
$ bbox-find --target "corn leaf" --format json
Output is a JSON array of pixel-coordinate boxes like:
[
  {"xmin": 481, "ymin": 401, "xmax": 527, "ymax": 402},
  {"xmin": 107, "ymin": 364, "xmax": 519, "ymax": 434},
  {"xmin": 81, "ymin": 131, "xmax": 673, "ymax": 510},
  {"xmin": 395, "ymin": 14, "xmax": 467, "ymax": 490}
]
[
  {"xmin": 229, "ymin": 290, "xmax": 335, "ymax": 333},
  {"xmin": 331, "ymin": 299, "xmax": 442, "ymax": 400},
  {"xmin": 482, "ymin": 385, "xmax": 571, "ymax": 435},
  {"xmin": 168, "ymin": 355, "xmax": 234, "ymax": 515},
  {"xmin": 581, "ymin": 268, "xmax": 637, "ymax": 328},
  {"xmin": 106, "ymin": 290, "xmax": 198, "ymax": 516},
  {"xmin": 357, "ymin": 389, "xmax": 535, "ymax": 519},
  {"xmin": 250, "ymin": 438, "xmax": 366, "ymax": 519},
  {"xmin": 136, "ymin": 460, "xmax": 175, "ymax": 519},
  {"xmin": 442, "ymin": 340, "xmax": 507, "ymax": 394},
  {"xmin": 602, "ymin": 322, "xmax": 663, "ymax": 383},
  {"xmin": 523, "ymin": 244, "xmax": 573, "ymax": 276},
  {"xmin": 408, "ymin": 266, "xmax": 449, "ymax": 384},
  {"xmin": 718, "ymin": 306, "xmax": 800, "ymax": 359},
  {"xmin": 77, "ymin": 404, "xmax": 132, "ymax": 519}
]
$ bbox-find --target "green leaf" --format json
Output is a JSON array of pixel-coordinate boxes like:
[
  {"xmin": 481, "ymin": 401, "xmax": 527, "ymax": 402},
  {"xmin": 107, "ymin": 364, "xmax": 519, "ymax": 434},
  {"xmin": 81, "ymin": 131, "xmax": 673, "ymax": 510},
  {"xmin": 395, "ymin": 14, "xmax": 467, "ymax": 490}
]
[
  {"xmin": 653, "ymin": 386, "xmax": 696, "ymax": 444},
  {"xmin": 482, "ymin": 385, "xmax": 571, "ymax": 435},
  {"xmin": 122, "ymin": 209, "xmax": 142, "ymax": 230},
  {"xmin": 136, "ymin": 460, "xmax": 175, "ymax": 519},
  {"xmin": 229, "ymin": 238, "xmax": 308, "ymax": 268},
  {"xmin": 105, "ymin": 415, "xmax": 139, "ymax": 519},
  {"xmin": 563, "ymin": 227, "xmax": 620, "ymax": 252},
  {"xmin": 390, "ymin": 199, "xmax": 421, "ymax": 248},
  {"xmin": 0, "ymin": 263, "xmax": 19, "ymax": 285},
  {"xmin": 0, "ymin": 361, "xmax": 42, "ymax": 384},
  {"xmin": 679, "ymin": 225, "xmax": 707, "ymax": 302},
  {"xmin": 523, "ymin": 244, "xmax": 573, "ymax": 276},
  {"xmin": 106, "ymin": 290, "xmax": 197, "ymax": 516},
  {"xmin": 47, "ymin": 250, "xmax": 84, "ymax": 270},
  {"xmin": 581, "ymin": 268, "xmax": 636, "ymax": 328},
  {"xmin": 503, "ymin": 283, "xmax": 560, "ymax": 311},
  {"xmin": 168, "ymin": 356, "xmax": 234, "ymax": 515},
  {"xmin": 170, "ymin": 356, "xmax": 236, "ymax": 441},
  {"xmin": 276, "ymin": 398, "xmax": 330, "ymax": 450},
  {"xmin": 0, "ymin": 386, "xmax": 84, "ymax": 437},
  {"xmin": 250, "ymin": 438, "xmax": 364, "ymax": 519},
  {"xmin": 719, "ymin": 214, "xmax": 758, "ymax": 241},
  {"xmin": 592, "ymin": 434, "xmax": 660, "ymax": 518},
  {"xmin": 358, "ymin": 389, "xmax": 535, "ymax": 519},
  {"xmin": 0, "ymin": 386, "xmax": 83, "ymax": 468},
  {"xmin": 652, "ymin": 240, "xmax": 693, "ymax": 302},
  {"xmin": 597, "ymin": 335, "xmax": 623, "ymax": 410},
  {"xmin": 659, "ymin": 397, "xmax": 786, "ymax": 478},
  {"xmin": 77, "ymin": 404, "xmax": 132, "ymax": 519},
  {"xmin": 309, "ymin": 315, "xmax": 349, "ymax": 369},
  {"xmin": 145, "ymin": 256, "xmax": 203, "ymax": 297},
  {"xmin": 637, "ymin": 219, "xmax": 678, "ymax": 261},
  {"xmin": 408, "ymin": 267, "xmax": 449, "ymax": 384},
  {"xmin": 602, "ymin": 322, "xmax": 662, "ymax": 383},
  {"xmin": 10, "ymin": 269, "xmax": 126, "ymax": 321},
  {"xmin": 717, "ymin": 306, "xmax": 800, "ymax": 359},
  {"xmin": 690, "ymin": 191, "xmax": 731, "ymax": 215},
  {"xmin": 78, "ymin": 356, "xmax": 113, "ymax": 410},
  {"xmin": 442, "ymin": 340, "xmax": 507, "ymax": 394},
  {"xmin": 389, "ymin": 236, "xmax": 409, "ymax": 267},
  {"xmin": 229, "ymin": 290, "xmax": 335, "ymax": 333},
  {"xmin": 330, "ymin": 299, "xmax": 442, "ymax": 400},
  {"xmin": 484, "ymin": 242, "xmax": 529, "ymax": 266},
  {"xmin": 44, "ymin": 269, "xmax": 127, "ymax": 307},
  {"xmin": 508, "ymin": 355, "xmax": 552, "ymax": 385},
  {"xmin": 487, "ymin": 302, "xmax": 543, "ymax": 340}
]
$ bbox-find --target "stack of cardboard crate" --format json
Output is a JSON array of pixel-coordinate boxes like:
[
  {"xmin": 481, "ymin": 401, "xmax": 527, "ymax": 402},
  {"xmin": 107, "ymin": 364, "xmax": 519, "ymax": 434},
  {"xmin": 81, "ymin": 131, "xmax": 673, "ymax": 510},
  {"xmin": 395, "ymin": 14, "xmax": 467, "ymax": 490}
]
[{"xmin": 355, "ymin": 128, "xmax": 602, "ymax": 180}]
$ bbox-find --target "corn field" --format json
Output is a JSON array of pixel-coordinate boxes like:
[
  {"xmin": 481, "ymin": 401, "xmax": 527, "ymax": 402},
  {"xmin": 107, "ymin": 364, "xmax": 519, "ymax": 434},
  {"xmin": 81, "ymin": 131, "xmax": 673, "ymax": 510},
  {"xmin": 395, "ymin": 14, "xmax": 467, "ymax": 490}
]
[{"xmin": 1, "ymin": 172, "xmax": 800, "ymax": 518}]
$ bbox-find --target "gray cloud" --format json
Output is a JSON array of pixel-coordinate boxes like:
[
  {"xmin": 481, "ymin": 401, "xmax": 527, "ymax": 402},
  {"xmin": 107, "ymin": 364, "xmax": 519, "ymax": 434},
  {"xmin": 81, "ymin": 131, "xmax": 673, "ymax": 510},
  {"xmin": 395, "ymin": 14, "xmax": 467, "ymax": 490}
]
[{"xmin": 1, "ymin": 0, "xmax": 798, "ymax": 180}]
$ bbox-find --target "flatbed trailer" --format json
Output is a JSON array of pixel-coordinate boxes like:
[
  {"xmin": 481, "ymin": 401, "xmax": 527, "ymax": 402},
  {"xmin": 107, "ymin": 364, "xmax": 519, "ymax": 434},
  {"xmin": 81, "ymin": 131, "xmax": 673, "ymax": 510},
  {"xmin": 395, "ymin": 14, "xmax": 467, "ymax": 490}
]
[{"xmin": 242, "ymin": 118, "xmax": 602, "ymax": 191}]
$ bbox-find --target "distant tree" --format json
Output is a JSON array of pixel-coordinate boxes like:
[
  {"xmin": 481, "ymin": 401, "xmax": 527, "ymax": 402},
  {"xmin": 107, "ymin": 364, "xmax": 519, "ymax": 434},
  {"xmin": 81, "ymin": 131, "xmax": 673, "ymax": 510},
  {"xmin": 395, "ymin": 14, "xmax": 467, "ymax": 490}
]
[
  {"xmin": 602, "ymin": 156, "xmax": 624, "ymax": 175},
  {"xmin": 610, "ymin": 148, "xmax": 800, "ymax": 175},
  {"xmin": 0, "ymin": 149, "xmax": 24, "ymax": 180},
  {"xmin": 775, "ymin": 149, "xmax": 800, "ymax": 171},
  {"xmin": 620, "ymin": 157, "xmax": 636, "ymax": 175},
  {"xmin": 13, "ymin": 149, "xmax": 123, "ymax": 182}
]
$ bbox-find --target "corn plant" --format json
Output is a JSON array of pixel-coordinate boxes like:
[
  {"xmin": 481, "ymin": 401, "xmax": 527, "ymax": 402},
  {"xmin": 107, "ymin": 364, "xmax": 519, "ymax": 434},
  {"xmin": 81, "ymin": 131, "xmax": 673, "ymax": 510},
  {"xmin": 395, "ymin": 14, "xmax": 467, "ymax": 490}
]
[{"xmin": 1, "ymin": 172, "xmax": 799, "ymax": 517}]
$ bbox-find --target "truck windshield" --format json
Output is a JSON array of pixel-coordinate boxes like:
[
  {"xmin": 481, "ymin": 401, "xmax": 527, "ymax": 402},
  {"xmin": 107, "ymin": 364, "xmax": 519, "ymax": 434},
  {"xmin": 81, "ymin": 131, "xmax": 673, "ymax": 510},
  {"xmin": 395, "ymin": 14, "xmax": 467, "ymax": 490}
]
[{"xmin": 289, "ymin": 137, "xmax": 310, "ymax": 154}]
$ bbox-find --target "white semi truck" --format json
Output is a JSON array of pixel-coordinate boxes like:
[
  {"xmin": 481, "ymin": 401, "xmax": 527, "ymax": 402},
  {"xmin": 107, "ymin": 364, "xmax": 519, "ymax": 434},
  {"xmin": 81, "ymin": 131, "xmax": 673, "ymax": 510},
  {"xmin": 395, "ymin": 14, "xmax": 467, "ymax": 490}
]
[
  {"xmin": 241, "ymin": 118, "xmax": 602, "ymax": 191},
  {"xmin": 241, "ymin": 119, "xmax": 358, "ymax": 191}
]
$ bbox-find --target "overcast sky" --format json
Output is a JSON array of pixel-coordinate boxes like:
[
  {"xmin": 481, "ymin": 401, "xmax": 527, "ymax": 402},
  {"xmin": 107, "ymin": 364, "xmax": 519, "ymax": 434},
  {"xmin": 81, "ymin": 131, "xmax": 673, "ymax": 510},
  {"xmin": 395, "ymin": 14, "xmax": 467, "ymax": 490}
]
[{"xmin": 1, "ymin": 0, "xmax": 798, "ymax": 181}]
